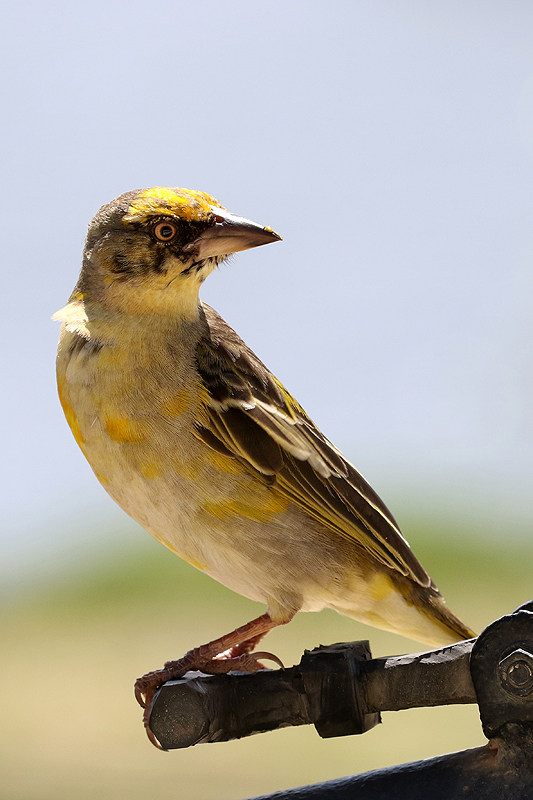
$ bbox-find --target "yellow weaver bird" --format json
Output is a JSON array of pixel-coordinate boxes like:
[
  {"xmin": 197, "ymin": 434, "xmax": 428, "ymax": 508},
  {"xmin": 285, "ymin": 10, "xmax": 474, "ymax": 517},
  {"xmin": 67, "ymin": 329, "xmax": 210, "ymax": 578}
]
[{"xmin": 55, "ymin": 187, "xmax": 474, "ymax": 746}]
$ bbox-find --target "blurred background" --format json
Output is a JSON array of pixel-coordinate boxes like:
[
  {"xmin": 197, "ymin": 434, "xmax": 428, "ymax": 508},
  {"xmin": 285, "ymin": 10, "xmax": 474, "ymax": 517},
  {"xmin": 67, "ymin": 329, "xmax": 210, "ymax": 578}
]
[{"xmin": 2, "ymin": 1, "xmax": 533, "ymax": 798}]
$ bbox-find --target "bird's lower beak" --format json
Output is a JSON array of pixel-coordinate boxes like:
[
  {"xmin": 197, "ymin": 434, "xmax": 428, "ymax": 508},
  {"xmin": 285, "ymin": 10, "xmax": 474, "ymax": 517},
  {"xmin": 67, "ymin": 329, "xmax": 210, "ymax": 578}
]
[{"xmin": 184, "ymin": 206, "xmax": 282, "ymax": 260}]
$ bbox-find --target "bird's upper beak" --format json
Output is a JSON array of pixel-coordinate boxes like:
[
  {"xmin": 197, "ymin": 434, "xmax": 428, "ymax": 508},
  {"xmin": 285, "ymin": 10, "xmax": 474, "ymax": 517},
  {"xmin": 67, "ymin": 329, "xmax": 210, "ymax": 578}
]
[{"xmin": 184, "ymin": 206, "xmax": 282, "ymax": 260}]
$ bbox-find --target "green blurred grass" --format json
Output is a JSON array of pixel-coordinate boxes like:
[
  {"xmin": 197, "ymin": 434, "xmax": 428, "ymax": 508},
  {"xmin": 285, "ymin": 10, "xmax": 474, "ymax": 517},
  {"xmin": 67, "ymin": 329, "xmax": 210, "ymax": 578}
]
[{"xmin": 3, "ymin": 514, "xmax": 533, "ymax": 800}]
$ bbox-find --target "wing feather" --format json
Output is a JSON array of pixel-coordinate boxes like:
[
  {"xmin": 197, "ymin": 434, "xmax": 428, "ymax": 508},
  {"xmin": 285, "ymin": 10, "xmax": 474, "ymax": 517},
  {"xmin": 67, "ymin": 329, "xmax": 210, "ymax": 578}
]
[{"xmin": 195, "ymin": 303, "xmax": 431, "ymax": 587}]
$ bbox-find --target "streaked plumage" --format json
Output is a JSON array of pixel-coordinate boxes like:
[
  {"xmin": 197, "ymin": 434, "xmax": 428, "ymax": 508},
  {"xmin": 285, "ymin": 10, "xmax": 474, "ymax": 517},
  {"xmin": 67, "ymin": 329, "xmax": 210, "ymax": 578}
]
[{"xmin": 55, "ymin": 187, "xmax": 474, "ymax": 746}]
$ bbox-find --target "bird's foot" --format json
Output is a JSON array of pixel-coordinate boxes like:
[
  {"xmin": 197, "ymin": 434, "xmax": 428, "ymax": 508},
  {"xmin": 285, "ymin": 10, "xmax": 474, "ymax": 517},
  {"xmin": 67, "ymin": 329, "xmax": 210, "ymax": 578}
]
[
  {"xmin": 134, "ymin": 612, "xmax": 284, "ymax": 748},
  {"xmin": 134, "ymin": 649, "xmax": 283, "ymax": 749}
]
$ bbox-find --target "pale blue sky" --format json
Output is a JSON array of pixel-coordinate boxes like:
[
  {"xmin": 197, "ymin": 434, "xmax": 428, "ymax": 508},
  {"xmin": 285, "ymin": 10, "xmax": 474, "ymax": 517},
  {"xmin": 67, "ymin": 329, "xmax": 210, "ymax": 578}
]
[{"xmin": 3, "ymin": 0, "xmax": 533, "ymax": 578}]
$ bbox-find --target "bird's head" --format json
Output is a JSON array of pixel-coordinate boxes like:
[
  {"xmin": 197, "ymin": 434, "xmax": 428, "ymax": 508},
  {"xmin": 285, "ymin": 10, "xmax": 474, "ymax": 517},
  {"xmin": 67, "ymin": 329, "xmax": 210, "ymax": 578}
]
[{"xmin": 72, "ymin": 187, "xmax": 281, "ymax": 317}]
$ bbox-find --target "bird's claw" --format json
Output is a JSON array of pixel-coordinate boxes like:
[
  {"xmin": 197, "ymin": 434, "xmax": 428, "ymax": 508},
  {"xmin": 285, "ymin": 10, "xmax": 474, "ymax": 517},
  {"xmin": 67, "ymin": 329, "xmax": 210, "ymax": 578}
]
[{"xmin": 134, "ymin": 648, "xmax": 284, "ymax": 748}]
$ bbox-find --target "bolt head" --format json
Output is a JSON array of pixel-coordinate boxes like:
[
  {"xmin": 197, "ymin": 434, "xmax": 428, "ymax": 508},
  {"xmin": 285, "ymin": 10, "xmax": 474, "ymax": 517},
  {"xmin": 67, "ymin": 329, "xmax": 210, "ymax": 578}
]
[{"xmin": 498, "ymin": 648, "xmax": 533, "ymax": 697}]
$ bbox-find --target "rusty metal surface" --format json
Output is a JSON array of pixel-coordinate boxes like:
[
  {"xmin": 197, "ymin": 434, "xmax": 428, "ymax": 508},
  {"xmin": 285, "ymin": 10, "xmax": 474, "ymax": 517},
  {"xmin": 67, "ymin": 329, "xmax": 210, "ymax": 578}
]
[
  {"xmin": 361, "ymin": 638, "xmax": 476, "ymax": 713},
  {"xmin": 471, "ymin": 609, "xmax": 533, "ymax": 737},
  {"xmin": 149, "ymin": 638, "xmax": 477, "ymax": 748},
  {"xmin": 148, "ymin": 601, "xmax": 533, "ymax": 799},
  {"xmin": 247, "ymin": 733, "xmax": 533, "ymax": 800}
]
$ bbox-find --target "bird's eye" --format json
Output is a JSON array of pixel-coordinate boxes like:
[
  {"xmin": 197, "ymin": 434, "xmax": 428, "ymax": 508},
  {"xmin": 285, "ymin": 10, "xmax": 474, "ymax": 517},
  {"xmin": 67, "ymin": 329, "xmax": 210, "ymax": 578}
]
[
  {"xmin": 153, "ymin": 222, "xmax": 178, "ymax": 242},
  {"xmin": 213, "ymin": 214, "xmax": 224, "ymax": 224}
]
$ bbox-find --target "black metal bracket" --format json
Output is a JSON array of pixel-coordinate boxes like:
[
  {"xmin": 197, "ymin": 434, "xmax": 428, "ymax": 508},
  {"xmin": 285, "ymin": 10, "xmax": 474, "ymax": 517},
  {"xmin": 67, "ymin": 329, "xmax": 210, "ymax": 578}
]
[
  {"xmin": 470, "ymin": 605, "xmax": 533, "ymax": 737},
  {"xmin": 148, "ymin": 636, "xmax": 476, "ymax": 749},
  {"xmin": 147, "ymin": 601, "xmax": 533, "ymax": 799}
]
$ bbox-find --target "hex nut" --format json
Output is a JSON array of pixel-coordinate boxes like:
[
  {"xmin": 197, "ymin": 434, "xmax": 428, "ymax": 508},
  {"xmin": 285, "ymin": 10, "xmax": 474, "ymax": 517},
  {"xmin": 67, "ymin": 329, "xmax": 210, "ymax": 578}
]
[{"xmin": 498, "ymin": 648, "xmax": 533, "ymax": 697}]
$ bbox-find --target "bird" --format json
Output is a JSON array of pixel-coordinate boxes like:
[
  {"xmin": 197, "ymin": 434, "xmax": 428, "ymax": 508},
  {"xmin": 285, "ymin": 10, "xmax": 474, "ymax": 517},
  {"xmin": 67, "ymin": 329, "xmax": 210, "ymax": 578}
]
[{"xmin": 54, "ymin": 186, "xmax": 474, "ymax": 747}]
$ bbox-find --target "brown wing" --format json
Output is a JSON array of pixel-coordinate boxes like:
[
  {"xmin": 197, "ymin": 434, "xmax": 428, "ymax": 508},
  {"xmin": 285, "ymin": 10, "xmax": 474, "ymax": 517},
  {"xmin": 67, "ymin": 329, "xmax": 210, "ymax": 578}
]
[{"xmin": 194, "ymin": 303, "xmax": 431, "ymax": 587}]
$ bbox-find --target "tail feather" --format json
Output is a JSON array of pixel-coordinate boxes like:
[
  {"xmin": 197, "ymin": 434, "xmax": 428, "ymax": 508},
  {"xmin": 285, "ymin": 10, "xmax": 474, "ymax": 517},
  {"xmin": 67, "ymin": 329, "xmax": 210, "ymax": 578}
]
[
  {"xmin": 333, "ymin": 570, "xmax": 476, "ymax": 647},
  {"xmin": 423, "ymin": 591, "xmax": 475, "ymax": 642},
  {"xmin": 392, "ymin": 572, "xmax": 475, "ymax": 645}
]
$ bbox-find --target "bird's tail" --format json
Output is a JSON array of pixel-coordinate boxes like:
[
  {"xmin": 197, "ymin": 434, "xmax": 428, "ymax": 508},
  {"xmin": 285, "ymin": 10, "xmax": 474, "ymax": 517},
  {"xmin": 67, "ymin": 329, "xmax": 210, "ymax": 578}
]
[
  {"xmin": 333, "ymin": 569, "xmax": 475, "ymax": 647},
  {"xmin": 385, "ymin": 572, "xmax": 476, "ymax": 646}
]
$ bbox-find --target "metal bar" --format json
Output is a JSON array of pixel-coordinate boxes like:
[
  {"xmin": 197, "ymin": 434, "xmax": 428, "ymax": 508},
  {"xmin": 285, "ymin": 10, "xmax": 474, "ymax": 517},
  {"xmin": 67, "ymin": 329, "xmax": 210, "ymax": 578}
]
[
  {"xmin": 361, "ymin": 638, "xmax": 476, "ymax": 712},
  {"xmin": 149, "ymin": 638, "xmax": 477, "ymax": 748},
  {"xmin": 149, "ymin": 666, "xmax": 311, "ymax": 749},
  {"xmin": 146, "ymin": 600, "xmax": 533, "ymax": 799},
  {"xmin": 246, "ymin": 734, "xmax": 533, "ymax": 800}
]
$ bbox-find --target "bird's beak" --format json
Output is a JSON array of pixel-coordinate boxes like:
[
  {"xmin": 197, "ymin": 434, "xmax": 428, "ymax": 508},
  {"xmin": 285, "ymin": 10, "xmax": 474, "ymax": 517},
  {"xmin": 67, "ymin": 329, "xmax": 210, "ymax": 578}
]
[{"xmin": 184, "ymin": 206, "xmax": 282, "ymax": 260}]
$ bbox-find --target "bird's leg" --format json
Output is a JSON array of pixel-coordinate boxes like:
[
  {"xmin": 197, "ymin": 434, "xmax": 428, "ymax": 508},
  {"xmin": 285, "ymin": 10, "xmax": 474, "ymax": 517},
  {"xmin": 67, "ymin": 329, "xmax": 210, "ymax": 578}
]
[
  {"xmin": 134, "ymin": 611, "xmax": 291, "ymax": 748},
  {"xmin": 221, "ymin": 630, "xmax": 269, "ymax": 659}
]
